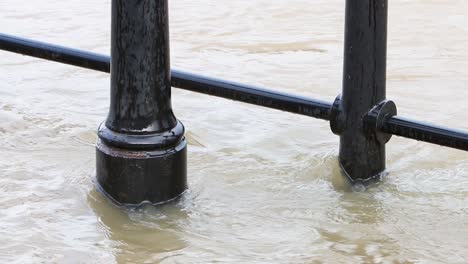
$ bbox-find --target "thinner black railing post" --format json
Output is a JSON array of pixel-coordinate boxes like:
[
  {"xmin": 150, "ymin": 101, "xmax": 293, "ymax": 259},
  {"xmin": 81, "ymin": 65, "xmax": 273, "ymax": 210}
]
[
  {"xmin": 96, "ymin": 0, "xmax": 187, "ymax": 205},
  {"xmin": 331, "ymin": 0, "xmax": 394, "ymax": 184}
]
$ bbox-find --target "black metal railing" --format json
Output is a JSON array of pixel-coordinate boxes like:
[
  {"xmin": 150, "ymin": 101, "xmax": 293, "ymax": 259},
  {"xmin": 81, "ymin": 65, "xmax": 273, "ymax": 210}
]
[
  {"xmin": 2, "ymin": 33, "xmax": 467, "ymax": 150},
  {"xmin": 1, "ymin": 0, "xmax": 467, "ymax": 205}
]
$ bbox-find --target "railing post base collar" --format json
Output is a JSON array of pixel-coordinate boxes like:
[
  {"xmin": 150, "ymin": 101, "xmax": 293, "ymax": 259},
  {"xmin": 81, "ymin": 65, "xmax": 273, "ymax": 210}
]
[{"xmin": 96, "ymin": 136, "xmax": 187, "ymax": 206}]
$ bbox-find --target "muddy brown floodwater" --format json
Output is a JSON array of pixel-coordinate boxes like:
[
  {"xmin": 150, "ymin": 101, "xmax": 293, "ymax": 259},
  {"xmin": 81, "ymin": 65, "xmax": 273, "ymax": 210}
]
[{"xmin": 1, "ymin": 0, "xmax": 468, "ymax": 263}]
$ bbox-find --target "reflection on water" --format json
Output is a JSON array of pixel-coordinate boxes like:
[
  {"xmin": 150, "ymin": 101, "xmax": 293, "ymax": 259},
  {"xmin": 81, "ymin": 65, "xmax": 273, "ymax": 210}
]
[
  {"xmin": 88, "ymin": 190, "xmax": 188, "ymax": 263},
  {"xmin": 1, "ymin": 0, "xmax": 468, "ymax": 263}
]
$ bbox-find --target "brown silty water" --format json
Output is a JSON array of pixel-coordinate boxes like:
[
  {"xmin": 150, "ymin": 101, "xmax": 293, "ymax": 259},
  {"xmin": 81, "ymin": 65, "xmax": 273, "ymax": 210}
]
[{"xmin": 1, "ymin": 0, "xmax": 468, "ymax": 263}]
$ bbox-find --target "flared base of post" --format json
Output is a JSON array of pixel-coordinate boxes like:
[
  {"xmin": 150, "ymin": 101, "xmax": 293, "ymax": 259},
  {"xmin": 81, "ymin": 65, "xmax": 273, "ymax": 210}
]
[{"xmin": 96, "ymin": 138, "xmax": 187, "ymax": 206}]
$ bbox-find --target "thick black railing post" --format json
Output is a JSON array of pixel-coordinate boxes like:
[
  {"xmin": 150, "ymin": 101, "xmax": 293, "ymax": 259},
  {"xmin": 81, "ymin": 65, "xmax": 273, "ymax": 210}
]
[
  {"xmin": 331, "ymin": 0, "xmax": 394, "ymax": 184},
  {"xmin": 96, "ymin": 0, "xmax": 187, "ymax": 205}
]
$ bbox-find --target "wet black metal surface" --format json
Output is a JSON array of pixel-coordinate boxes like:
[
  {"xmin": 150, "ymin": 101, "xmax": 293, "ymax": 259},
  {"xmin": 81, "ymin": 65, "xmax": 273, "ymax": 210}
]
[
  {"xmin": 337, "ymin": 0, "xmax": 389, "ymax": 183},
  {"xmin": 171, "ymin": 70, "xmax": 332, "ymax": 121},
  {"xmin": 95, "ymin": 0, "xmax": 187, "ymax": 205},
  {"xmin": 96, "ymin": 138, "xmax": 187, "ymax": 205},
  {"xmin": 0, "ymin": 33, "xmax": 109, "ymax": 72},
  {"xmin": 107, "ymin": 0, "xmax": 177, "ymax": 135},
  {"xmin": 98, "ymin": 120, "xmax": 185, "ymax": 150},
  {"xmin": 382, "ymin": 116, "xmax": 468, "ymax": 151}
]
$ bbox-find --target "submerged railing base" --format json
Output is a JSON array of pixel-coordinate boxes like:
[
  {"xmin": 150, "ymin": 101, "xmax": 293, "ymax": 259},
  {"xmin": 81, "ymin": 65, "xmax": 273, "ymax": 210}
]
[
  {"xmin": 94, "ymin": 0, "xmax": 188, "ymax": 205},
  {"xmin": 339, "ymin": 162, "xmax": 387, "ymax": 188},
  {"xmin": 96, "ymin": 138, "xmax": 187, "ymax": 205}
]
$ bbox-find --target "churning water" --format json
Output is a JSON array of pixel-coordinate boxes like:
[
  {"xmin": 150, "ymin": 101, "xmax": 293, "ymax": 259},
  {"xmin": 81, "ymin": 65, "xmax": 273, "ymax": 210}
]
[{"xmin": 1, "ymin": 0, "xmax": 468, "ymax": 263}]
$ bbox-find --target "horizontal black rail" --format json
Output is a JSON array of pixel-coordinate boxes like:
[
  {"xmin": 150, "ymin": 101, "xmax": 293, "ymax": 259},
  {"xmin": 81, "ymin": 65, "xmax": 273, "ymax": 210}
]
[
  {"xmin": 0, "ymin": 33, "xmax": 110, "ymax": 72},
  {"xmin": 382, "ymin": 116, "xmax": 468, "ymax": 151},
  {"xmin": 0, "ymin": 33, "xmax": 332, "ymax": 121},
  {"xmin": 1, "ymin": 33, "xmax": 468, "ymax": 151}
]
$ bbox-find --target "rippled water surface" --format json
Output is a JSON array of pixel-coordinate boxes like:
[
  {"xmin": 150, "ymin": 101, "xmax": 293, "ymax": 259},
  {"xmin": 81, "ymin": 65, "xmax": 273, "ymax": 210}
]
[{"xmin": 1, "ymin": 0, "xmax": 468, "ymax": 263}]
